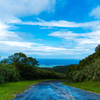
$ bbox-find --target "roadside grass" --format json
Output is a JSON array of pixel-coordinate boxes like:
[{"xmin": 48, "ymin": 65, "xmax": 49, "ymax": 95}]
[
  {"xmin": 0, "ymin": 79, "xmax": 66, "ymax": 100},
  {"xmin": 62, "ymin": 81, "xmax": 100, "ymax": 94}
]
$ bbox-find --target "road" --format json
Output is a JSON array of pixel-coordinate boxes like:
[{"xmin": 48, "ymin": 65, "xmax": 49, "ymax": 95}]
[{"xmin": 13, "ymin": 81, "xmax": 100, "ymax": 100}]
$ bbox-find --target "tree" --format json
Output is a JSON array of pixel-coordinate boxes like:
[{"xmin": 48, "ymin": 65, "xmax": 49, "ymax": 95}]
[
  {"xmin": 0, "ymin": 52, "xmax": 39, "ymax": 67},
  {"xmin": 27, "ymin": 57, "xmax": 39, "ymax": 66},
  {"xmin": 95, "ymin": 45, "xmax": 100, "ymax": 52},
  {"xmin": 0, "ymin": 59, "xmax": 8, "ymax": 65}
]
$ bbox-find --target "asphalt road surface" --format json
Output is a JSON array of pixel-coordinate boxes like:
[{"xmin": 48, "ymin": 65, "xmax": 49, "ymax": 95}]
[{"xmin": 13, "ymin": 81, "xmax": 100, "ymax": 100}]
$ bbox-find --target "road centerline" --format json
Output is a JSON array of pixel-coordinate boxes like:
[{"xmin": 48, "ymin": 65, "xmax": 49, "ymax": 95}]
[{"xmin": 50, "ymin": 82, "xmax": 76, "ymax": 100}]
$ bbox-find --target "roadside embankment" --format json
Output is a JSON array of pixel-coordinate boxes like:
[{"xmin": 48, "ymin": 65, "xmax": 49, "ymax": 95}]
[
  {"xmin": 62, "ymin": 81, "xmax": 100, "ymax": 94},
  {"xmin": 0, "ymin": 79, "xmax": 66, "ymax": 100}
]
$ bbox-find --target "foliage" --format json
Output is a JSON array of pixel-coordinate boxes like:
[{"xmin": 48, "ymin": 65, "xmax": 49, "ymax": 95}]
[
  {"xmin": 66, "ymin": 45, "xmax": 100, "ymax": 82},
  {"xmin": 95, "ymin": 44, "xmax": 100, "ymax": 52},
  {"xmin": 0, "ymin": 79, "xmax": 62, "ymax": 100},
  {"xmin": 0, "ymin": 52, "xmax": 65, "ymax": 84},
  {"xmin": 40, "ymin": 64, "xmax": 76, "ymax": 74},
  {"xmin": 0, "ymin": 64, "xmax": 20, "ymax": 83},
  {"xmin": 0, "ymin": 52, "xmax": 39, "ymax": 67}
]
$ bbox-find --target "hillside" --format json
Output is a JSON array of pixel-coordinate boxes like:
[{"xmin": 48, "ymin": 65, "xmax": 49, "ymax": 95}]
[
  {"xmin": 0, "ymin": 52, "xmax": 66, "ymax": 84},
  {"xmin": 66, "ymin": 45, "xmax": 100, "ymax": 82},
  {"xmin": 40, "ymin": 64, "xmax": 76, "ymax": 74}
]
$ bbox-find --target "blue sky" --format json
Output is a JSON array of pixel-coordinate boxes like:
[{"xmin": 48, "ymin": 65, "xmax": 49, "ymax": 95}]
[{"xmin": 0, "ymin": 0, "xmax": 100, "ymax": 59}]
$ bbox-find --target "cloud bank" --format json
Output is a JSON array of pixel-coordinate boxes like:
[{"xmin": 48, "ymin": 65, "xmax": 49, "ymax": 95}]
[
  {"xmin": 0, "ymin": 0, "xmax": 56, "ymax": 18},
  {"xmin": 12, "ymin": 18, "xmax": 100, "ymax": 30},
  {"xmin": 0, "ymin": 0, "xmax": 100, "ymax": 59},
  {"xmin": 49, "ymin": 30, "xmax": 100, "ymax": 53},
  {"xmin": 90, "ymin": 6, "xmax": 100, "ymax": 19}
]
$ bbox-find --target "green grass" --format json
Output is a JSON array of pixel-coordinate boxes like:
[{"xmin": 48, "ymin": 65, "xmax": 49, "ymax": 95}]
[
  {"xmin": 0, "ymin": 79, "xmax": 65, "ymax": 100},
  {"xmin": 62, "ymin": 81, "xmax": 100, "ymax": 94}
]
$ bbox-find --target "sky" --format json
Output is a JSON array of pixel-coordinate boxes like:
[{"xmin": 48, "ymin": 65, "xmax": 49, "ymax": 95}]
[{"xmin": 0, "ymin": 0, "xmax": 100, "ymax": 59}]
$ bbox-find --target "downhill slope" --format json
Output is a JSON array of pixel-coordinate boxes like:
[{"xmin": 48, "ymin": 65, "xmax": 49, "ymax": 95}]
[
  {"xmin": 66, "ymin": 45, "xmax": 100, "ymax": 82},
  {"xmin": 40, "ymin": 64, "xmax": 76, "ymax": 74}
]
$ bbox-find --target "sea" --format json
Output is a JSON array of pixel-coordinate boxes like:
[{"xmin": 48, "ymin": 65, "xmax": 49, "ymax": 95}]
[{"xmin": 37, "ymin": 59, "xmax": 80, "ymax": 68}]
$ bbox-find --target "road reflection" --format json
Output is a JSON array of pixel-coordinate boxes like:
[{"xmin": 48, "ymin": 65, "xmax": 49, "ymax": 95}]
[{"xmin": 13, "ymin": 81, "xmax": 100, "ymax": 100}]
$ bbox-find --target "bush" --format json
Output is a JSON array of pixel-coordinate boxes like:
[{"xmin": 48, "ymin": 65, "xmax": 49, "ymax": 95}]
[
  {"xmin": 0, "ymin": 52, "xmax": 66, "ymax": 84},
  {"xmin": 0, "ymin": 64, "xmax": 20, "ymax": 83}
]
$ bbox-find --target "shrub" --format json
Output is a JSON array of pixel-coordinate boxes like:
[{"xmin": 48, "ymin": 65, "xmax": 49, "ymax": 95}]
[{"xmin": 0, "ymin": 64, "xmax": 20, "ymax": 83}]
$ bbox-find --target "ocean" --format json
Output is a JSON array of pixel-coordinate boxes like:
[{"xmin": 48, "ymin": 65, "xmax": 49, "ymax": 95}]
[{"xmin": 37, "ymin": 59, "xmax": 80, "ymax": 67}]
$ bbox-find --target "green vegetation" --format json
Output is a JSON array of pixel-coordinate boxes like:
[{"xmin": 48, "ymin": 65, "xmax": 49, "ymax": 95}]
[
  {"xmin": 0, "ymin": 52, "xmax": 65, "ymax": 99},
  {"xmin": 40, "ymin": 64, "xmax": 76, "ymax": 74},
  {"xmin": 33, "ymin": 44, "xmax": 100, "ymax": 95},
  {"xmin": 0, "ymin": 79, "xmax": 65, "ymax": 100},
  {"xmin": 66, "ymin": 45, "xmax": 100, "ymax": 82},
  {"xmin": 62, "ymin": 45, "xmax": 100, "ymax": 94},
  {"xmin": 0, "ymin": 64, "xmax": 20, "ymax": 83},
  {"xmin": 0, "ymin": 52, "xmax": 65, "ymax": 84},
  {"xmin": 62, "ymin": 80, "xmax": 100, "ymax": 94},
  {"xmin": 1, "ymin": 44, "xmax": 100, "ymax": 99}
]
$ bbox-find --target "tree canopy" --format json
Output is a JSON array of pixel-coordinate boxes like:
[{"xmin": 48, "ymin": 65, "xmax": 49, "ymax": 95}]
[{"xmin": 0, "ymin": 52, "xmax": 39, "ymax": 66}]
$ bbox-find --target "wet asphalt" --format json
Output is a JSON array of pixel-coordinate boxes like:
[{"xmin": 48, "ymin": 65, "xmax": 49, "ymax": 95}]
[{"xmin": 13, "ymin": 81, "xmax": 100, "ymax": 100}]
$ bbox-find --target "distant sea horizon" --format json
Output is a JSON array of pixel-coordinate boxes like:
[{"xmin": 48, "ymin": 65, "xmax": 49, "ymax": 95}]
[{"xmin": 37, "ymin": 59, "xmax": 80, "ymax": 67}]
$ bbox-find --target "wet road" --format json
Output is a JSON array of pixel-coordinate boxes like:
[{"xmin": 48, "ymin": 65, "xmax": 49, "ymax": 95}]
[{"xmin": 13, "ymin": 81, "xmax": 100, "ymax": 100}]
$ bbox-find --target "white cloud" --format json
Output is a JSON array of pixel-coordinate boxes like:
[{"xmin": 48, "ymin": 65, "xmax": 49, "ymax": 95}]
[
  {"xmin": 0, "ymin": 22, "xmax": 9, "ymax": 30},
  {"xmin": 49, "ymin": 30, "xmax": 100, "ymax": 42},
  {"xmin": 49, "ymin": 31, "xmax": 79, "ymax": 40},
  {"xmin": 0, "ymin": 41, "xmax": 66, "ymax": 52},
  {"xmin": 90, "ymin": 6, "xmax": 100, "ymax": 19},
  {"xmin": 0, "ymin": 40, "xmax": 89, "ymax": 58},
  {"xmin": 0, "ymin": 0, "xmax": 56, "ymax": 18},
  {"xmin": 1, "ymin": 17, "xmax": 99, "ymax": 58},
  {"xmin": 13, "ymin": 19, "xmax": 100, "ymax": 30},
  {"xmin": 0, "ymin": 0, "xmax": 77, "ymax": 58},
  {"xmin": 0, "ymin": 0, "xmax": 58, "ymax": 41},
  {"xmin": 0, "ymin": 41, "xmax": 38, "ymax": 48},
  {"xmin": 0, "ymin": 40, "xmax": 71, "ymax": 57},
  {"xmin": 0, "ymin": 0, "xmax": 56, "ymax": 41},
  {"xmin": 49, "ymin": 30, "xmax": 100, "ymax": 53},
  {"xmin": 14, "ymin": 20, "xmax": 81, "ymax": 27},
  {"xmin": 0, "ymin": 0, "xmax": 99, "ymax": 58},
  {"xmin": 0, "ymin": 22, "xmax": 20, "ymax": 41}
]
